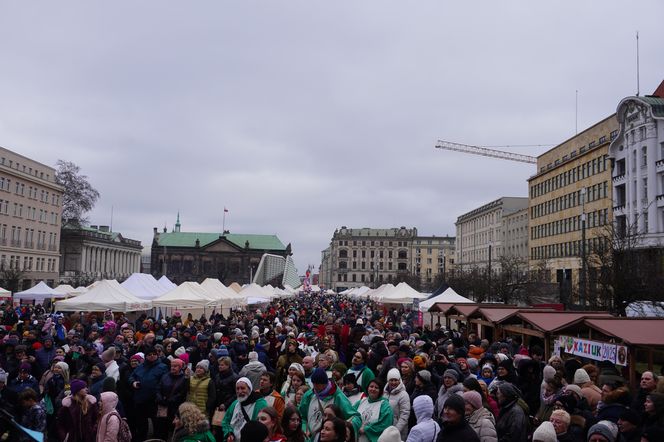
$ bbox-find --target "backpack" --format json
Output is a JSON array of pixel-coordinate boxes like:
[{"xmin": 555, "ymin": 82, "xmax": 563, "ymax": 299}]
[{"xmin": 105, "ymin": 411, "xmax": 132, "ymax": 442}]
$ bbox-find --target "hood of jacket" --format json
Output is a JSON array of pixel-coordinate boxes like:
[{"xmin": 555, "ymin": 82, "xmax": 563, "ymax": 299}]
[
  {"xmin": 100, "ymin": 391, "xmax": 119, "ymax": 415},
  {"xmin": 413, "ymin": 395, "xmax": 435, "ymax": 423},
  {"xmin": 468, "ymin": 406, "xmax": 495, "ymax": 426}
]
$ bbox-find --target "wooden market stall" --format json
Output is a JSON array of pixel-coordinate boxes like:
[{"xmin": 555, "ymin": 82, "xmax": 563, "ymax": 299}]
[
  {"xmin": 496, "ymin": 311, "xmax": 613, "ymax": 360},
  {"xmin": 553, "ymin": 317, "xmax": 664, "ymax": 387}
]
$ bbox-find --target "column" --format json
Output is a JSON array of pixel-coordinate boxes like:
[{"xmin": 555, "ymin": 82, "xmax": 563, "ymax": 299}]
[{"xmin": 81, "ymin": 245, "xmax": 87, "ymax": 273}]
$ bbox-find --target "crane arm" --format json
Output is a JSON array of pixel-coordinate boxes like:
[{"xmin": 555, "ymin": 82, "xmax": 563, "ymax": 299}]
[{"xmin": 435, "ymin": 140, "xmax": 537, "ymax": 164}]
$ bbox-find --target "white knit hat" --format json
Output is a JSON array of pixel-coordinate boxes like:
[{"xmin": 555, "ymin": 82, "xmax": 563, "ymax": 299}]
[
  {"xmin": 387, "ymin": 368, "xmax": 401, "ymax": 381},
  {"xmin": 573, "ymin": 368, "xmax": 591, "ymax": 385},
  {"xmin": 532, "ymin": 421, "xmax": 557, "ymax": 442},
  {"xmin": 236, "ymin": 376, "xmax": 253, "ymax": 391},
  {"xmin": 377, "ymin": 426, "xmax": 402, "ymax": 442},
  {"xmin": 196, "ymin": 359, "xmax": 210, "ymax": 372}
]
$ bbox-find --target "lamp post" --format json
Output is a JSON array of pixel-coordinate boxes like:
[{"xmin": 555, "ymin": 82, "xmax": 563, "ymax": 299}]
[
  {"xmin": 488, "ymin": 241, "xmax": 492, "ymax": 302},
  {"xmin": 580, "ymin": 187, "xmax": 587, "ymax": 309}
]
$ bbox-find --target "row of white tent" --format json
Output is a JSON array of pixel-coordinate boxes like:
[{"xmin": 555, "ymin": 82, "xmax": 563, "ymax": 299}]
[
  {"xmin": 340, "ymin": 283, "xmax": 474, "ymax": 309},
  {"xmin": 1, "ymin": 273, "xmax": 311, "ymax": 312}
]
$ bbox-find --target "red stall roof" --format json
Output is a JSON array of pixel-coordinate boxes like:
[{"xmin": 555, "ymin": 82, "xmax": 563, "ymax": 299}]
[
  {"xmin": 506, "ymin": 311, "xmax": 613, "ymax": 332},
  {"xmin": 582, "ymin": 318, "xmax": 664, "ymax": 346}
]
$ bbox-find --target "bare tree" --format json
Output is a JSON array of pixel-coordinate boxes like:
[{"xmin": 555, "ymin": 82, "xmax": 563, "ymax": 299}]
[
  {"xmin": 0, "ymin": 267, "xmax": 25, "ymax": 292},
  {"xmin": 589, "ymin": 216, "xmax": 664, "ymax": 316},
  {"xmin": 55, "ymin": 160, "xmax": 100, "ymax": 226},
  {"xmin": 494, "ymin": 255, "xmax": 530, "ymax": 304}
]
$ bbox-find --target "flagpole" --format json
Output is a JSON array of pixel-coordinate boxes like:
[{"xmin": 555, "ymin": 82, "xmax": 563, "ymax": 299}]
[{"xmin": 222, "ymin": 208, "xmax": 226, "ymax": 234}]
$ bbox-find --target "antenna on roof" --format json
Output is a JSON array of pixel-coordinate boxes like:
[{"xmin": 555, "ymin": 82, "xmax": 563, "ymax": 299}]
[
  {"xmin": 636, "ymin": 31, "xmax": 640, "ymax": 97},
  {"xmin": 575, "ymin": 90, "xmax": 578, "ymax": 135},
  {"xmin": 110, "ymin": 205, "xmax": 113, "ymax": 232}
]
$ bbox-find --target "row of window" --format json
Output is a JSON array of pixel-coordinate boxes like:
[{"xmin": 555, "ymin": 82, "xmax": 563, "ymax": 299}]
[
  {"xmin": 339, "ymin": 249, "xmax": 408, "ymax": 259},
  {"xmin": 531, "ymin": 155, "xmax": 609, "ymax": 198},
  {"xmin": 0, "ymin": 225, "xmax": 57, "ymax": 250},
  {"xmin": 531, "ymin": 181, "xmax": 609, "ymax": 220},
  {"xmin": 1, "ymin": 201, "xmax": 58, "ymax": 224},
  {"xmin": 531, "ymin": 208, "xmax": 609, "ymax": 240},
  {"xmin": 338, "ymin": 260, "xmax": 410, "ymax": 271},
  {"xmin": 0, "ymin": 157, "xmax": 52, "ymax": 181},
  {"xmin": 337, "ymin": 272, "xmax": 406, "ymax": 283},
  {"xmin": 530, "ymin": 237, "xmax": 609, "ymax": 260},
  {"xmin": 337, "ymin": 240, "xmax": 410, "ymax": 247},
  {"xmin": 0, "ymin": 177, "xmax": 60, "ymax": 205},
  {"xmin": 0, "ymin": 255, "xmax": 57, "ymax": 272}
]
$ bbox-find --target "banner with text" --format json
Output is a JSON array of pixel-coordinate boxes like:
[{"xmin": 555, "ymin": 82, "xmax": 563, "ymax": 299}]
[{"xmin": 558, "ymin": 336, "xmax": 628, "ymax": 366}]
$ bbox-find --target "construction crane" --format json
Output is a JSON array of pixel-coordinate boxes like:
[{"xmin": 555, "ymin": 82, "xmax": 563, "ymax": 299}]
[{"xmin": 435, "ymin": 140, "xmax": 538, "ymax": 164}]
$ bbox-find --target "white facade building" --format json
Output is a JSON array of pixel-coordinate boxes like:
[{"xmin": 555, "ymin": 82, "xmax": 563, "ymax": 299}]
[{"xmin": 609, "ymin": 85, "xmax": 664, "ymax": 245}]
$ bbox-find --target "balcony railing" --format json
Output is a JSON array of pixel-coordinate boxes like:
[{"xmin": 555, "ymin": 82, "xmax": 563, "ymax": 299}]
[
  {"xmin": 48, "ymin": 244, "xmax": 57, "ymax": 251},
  {"xmin": 11, "ymin": 239, "xmax": 21, "ymax": 247},
  {"xmin": 612, "ymin": 173, "xmax": 626, "ymax": 183},
  {"xmin": 24, "ymin": 241, "xmax": 34, "ymax": 249},
  {"xmin": 36, "ymin": 242, "xmax": 46, "ymax": 250},
  {"xmin": 657, "ymin": 159, "xmax": 664, "ymax": 173}
]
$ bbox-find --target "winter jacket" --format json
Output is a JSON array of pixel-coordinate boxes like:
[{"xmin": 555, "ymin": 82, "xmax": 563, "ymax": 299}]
[
  {"xmin": 18, "ymin": 402, "xmax": 47, "ymax": 442},
  {"xmin": 353, "ymin": 396, "xmax": 394, "ymax": 442},
  {"xmin": 384, "ymin": 381, "xmax": 411, "ymax": 440},
  {"xmin": 436, "ymin": 420, "xmax": 480, "ymax": 442},
  {"xmin": 97, "ymin": 391, "xmax": 127, "ymax": 442},
  {"xmin": 214, "ymin": 368, "xmax": 239, "ymax": 410},
  {"xmin": 221, "ymin": 392, "xmax": 269, "ymax": 442},
  {"xmin": 436, "ymin": 383, "xmax": 464, "ymax": 418},
  {"xmin": 579, "ymin": 382, "xmax": 602, "ymax": 412},
  {"xmin": 406, "ymin": 395, "xmax": 440, "ymax": 442},
  {"xmin": 8, "ymin": 374, "xmax": 40, "ymax": 395},
  {"xmin": 467, "ymin": 406, "xmax": 497, "ymax": 442},
  {"xmin": 187, "ymin": 373, "xmax": 216, "ymax": 416},
  {"xmin": 495, "ymin": 398, "xmax": 528, "ymax": 442},
  {"xmin": 299, "ymin": 383, "xmax": 361, "ymax": 442},
  {"xmin": 238, "ymin": 360, "xmax": 267, "ymax": 391},
  {"xmin": 156, "ymin": 371, "xmax": 188, "ymax": 417},
  {"xmin": 56, "ymin": 394, "xmax": 99, "ymax": 442},
  {"xmin": 128, "ymin": 358, "xmax": 168, "ymax": 404}
]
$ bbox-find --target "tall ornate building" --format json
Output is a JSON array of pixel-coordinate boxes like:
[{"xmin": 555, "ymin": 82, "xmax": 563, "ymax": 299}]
[
  {"xmin": 150, "ymin": 216, "xmax": 291, "ymax": 285},
  {"xmin": 0, "ymin": 147, "xmax": 63, "ymax": 289},
  {"xmin": 321, "ymin": 226, "xmax": 418, "ymax": 292},
  {"xmin": 59, "ymin": 224, "xmax": 142, "ymax": 283},
  {"xmin": 609, "ymin": 82, "xmax": 664, "ymax": 244}
]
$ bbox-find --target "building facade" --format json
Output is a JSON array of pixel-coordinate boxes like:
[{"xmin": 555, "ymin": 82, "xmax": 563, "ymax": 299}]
[
  {"xmin": 609, "ymin": 85, "xmax": 664, "ymax": 244},
  {"xmin": 528, "ymin": 115, "xmax": 618, "ymax": 302},
  {"xmin": 455, "ymin": 197, "xmax": 529, "ymax": 271},
  {"xmin": 0, "ymin": 147, "xmax": 63, "ymax": 289},
  {"xmin": 411, "ymin": 235, "xmax": 455, "ymax": 288},
  {"xmin": 322, "ymin": 226, "xmax": 418, "ymax": 292},
  {"xmin": 150, "ymin": 219, "xmax": 291, "ymax": 285},
  {"xmin": 59, "ymin": 224, "xmax": 142, "ymax": 283}
]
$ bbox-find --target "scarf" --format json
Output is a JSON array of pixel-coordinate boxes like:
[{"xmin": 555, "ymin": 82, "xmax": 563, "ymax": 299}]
[
  {"xmin": 316, "ymin": 382, "xmax": 337, "ymax": 400},
  {"xmin": 352, "ymin": 363, "xmax": 366, "ymax": 371}
]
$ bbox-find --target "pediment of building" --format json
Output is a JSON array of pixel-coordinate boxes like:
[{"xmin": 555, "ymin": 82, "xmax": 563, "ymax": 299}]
[{"xmin": 201, "ymin": 239, "xmax": 241, "ymax": 253}]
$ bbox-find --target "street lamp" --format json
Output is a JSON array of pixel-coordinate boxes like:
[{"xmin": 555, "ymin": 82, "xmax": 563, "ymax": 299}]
[
  {"xmin": 488, "ymin": 241, "xmax": 492, "ymax": 302},
  {"xmin": 579, "ymin": 187, "xmax": 587, "ymax": 309}
]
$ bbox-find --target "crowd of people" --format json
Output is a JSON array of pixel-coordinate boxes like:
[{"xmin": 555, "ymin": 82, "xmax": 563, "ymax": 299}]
[{"xmin": 0, "ymin": 292, "xmax": 663, "ymax": 442}]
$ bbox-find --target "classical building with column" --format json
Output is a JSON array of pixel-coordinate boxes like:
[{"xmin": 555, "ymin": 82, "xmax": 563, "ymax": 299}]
[{"xmin": 59, "ymin": 224, "xmax": 142, "ymax": 283}]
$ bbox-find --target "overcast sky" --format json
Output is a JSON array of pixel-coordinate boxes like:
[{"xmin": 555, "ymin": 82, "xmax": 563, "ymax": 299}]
[{"xmin": 1, "ymin": 2, "xmax": 664, "ymax": 275}]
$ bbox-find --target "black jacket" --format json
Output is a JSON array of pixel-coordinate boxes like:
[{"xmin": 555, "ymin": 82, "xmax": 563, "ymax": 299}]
[{"xmin": 436, "ymin": 419, "xmax": 480, "ymax": 442}]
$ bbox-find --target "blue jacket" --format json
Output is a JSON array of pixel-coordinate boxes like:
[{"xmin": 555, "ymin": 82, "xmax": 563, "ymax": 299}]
[{"xmin": 128, "ymin": 359, "xmax": 168, "ymax": 404}]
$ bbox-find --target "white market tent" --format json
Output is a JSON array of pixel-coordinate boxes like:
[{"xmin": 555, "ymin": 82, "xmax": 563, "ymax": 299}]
[
  {"xmin": 377, "ymin": 282, "xmax": 428, "ymax": 304},
  {"xmin": 239, "ymin": 283, "xmax": 275, "ymax": 301},
  {"xmin": 158, "ymin": 275, "xmax": 177, "ymax": 291},
  {"xmin": 366, "ymin": 284, "xmax": 395, "ymax": 301},
  {"xmin": 228, "ymin": 282, "xmax": 242, "ymax": 293},
  {"xmin": 14, "ymin": 281, "xmax": 63, "ymax": 303},
  {"xmin": 419, "ymin": 287, "xmax": 474, "ymax": 312},
  {"xmin": 0, "ymin": 287, "xmax": 11, "ymax": 299},
  {"xmin": 200, "ymin": 279, "xmax": 246, "ymax": 307},
  {"xmin": 54, "ymin": 284, "xmax": 77, "ymax": 296},
  {"xmin": 121, "ymin": 273, "xmax": 169, "ymax": 300},
  {"xmin": 152, "ymin": 281, "xmax": 221, "ymax": 309},
  {"xmin": 71, "ymin": 286, "xmax": 88, "ymax": 296},
  {"xmin": 55, "ymin": 280, "xmax": 152, "ymax": 312}
]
